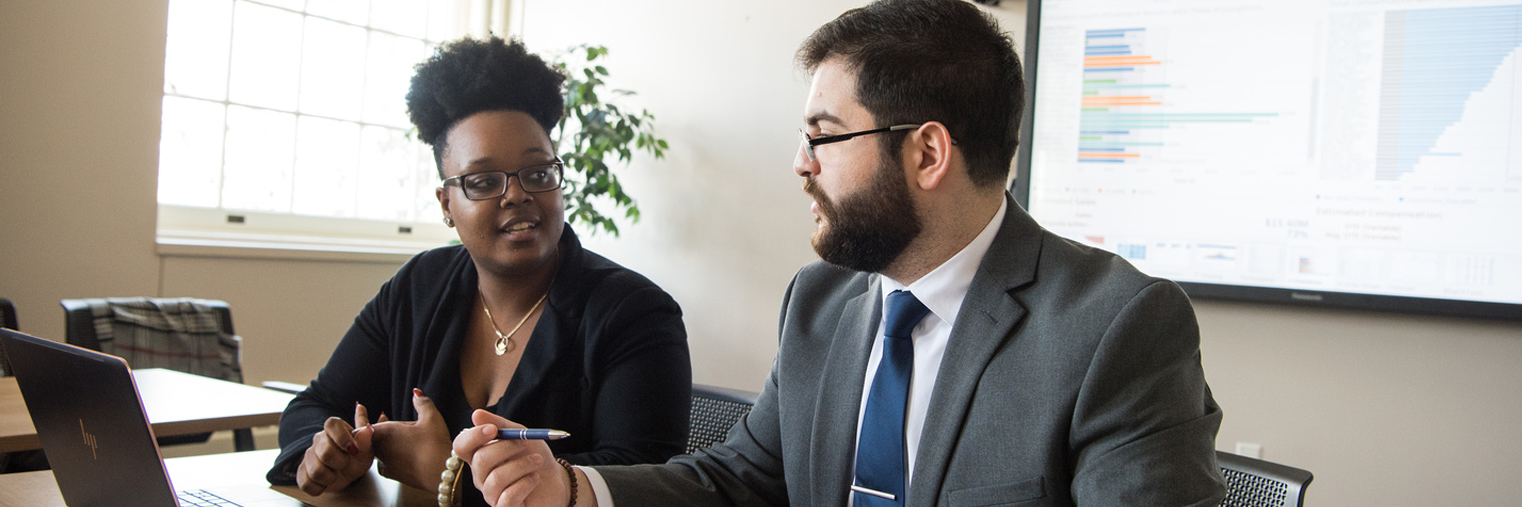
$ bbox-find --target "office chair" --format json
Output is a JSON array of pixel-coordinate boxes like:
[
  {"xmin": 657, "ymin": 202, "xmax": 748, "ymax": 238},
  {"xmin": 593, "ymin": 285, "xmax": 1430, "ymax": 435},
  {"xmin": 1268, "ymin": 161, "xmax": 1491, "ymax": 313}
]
[
  {"xmin": 687, "ymin": 384, "xmax": 759, "ymax": 454},
  {"xmin": 62, "ymin": 298, "xmax": 235, "ymax": 362},
  {"xmin": 0, "ymin": 298, "xmax": 15, "ymax": 330},
  {"xmin": 1, "ymin": 298, "xmax": 51, "ymax": 473},
  {"xmin": 1217, "ymin": 451, "xmax": 1314, "ymax": 507},
  {"xmin": 60, "ymin": 297, "xmax": 255, "ymax": 451},
  {"xmin": 0, "ymin": 298, "xmax": 16, "ymax": 376}
]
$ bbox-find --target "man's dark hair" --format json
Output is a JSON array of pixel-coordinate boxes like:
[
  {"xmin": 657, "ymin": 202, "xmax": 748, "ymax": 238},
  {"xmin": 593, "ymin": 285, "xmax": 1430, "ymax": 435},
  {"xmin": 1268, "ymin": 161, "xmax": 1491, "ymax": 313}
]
[
  {"xmin": 797, "ymin": 0, "xmax": 1023, "ymax": 187},
  {"xmin": 406, "ymin": 36, "xmax": 566, "ymax": 177}
]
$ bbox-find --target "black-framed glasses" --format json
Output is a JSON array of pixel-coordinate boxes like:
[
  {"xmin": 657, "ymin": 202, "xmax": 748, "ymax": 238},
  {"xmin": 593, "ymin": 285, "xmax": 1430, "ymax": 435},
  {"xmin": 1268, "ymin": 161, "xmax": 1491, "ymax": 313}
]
[
  {"xmin": 798, "ymin": 124, "xmax": 922, "ymax": 162},
  {"xmin": 441, "ymin": 160, "xmax": 565, "ymax": 200}
]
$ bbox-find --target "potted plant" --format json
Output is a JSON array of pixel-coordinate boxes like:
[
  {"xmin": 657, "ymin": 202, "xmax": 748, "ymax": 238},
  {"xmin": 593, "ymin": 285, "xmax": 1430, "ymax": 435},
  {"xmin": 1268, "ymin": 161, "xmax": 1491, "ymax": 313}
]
[{"xmin": 553, "ymin": 45, "xmax": 669, "ymax": 237}]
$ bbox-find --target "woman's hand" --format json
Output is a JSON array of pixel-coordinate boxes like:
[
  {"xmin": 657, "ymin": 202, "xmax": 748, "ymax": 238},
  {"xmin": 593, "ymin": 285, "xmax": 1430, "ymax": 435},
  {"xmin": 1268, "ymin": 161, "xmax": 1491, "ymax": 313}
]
[
  {"xmin": 296, "ymin": 402, "xmax": 375, "ymax": 496},
  {"xmin": 453, "ymin": 410, "xmax": 572, "ymax": 507},
  {"xmin": 370, "ymin": 388, "xmax": 453, "ymax": 490}
]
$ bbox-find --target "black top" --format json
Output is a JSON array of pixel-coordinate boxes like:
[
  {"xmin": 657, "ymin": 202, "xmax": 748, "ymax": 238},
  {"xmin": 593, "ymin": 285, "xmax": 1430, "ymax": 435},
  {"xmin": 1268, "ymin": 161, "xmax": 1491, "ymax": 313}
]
[{"xmin": 268, "ymin": 227, "xmax": 692, "ymax": 504}]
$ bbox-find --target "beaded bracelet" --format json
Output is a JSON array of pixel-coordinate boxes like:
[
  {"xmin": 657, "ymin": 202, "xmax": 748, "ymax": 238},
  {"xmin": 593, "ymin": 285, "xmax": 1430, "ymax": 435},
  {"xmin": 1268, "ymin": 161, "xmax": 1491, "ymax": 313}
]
[
  {"xmin": 556, "ymin": 458, "xmax": 578, "ymax": 507},
  {"xmin": 439, "ymin": 451, "xmax": 465, "ymax": 507}
]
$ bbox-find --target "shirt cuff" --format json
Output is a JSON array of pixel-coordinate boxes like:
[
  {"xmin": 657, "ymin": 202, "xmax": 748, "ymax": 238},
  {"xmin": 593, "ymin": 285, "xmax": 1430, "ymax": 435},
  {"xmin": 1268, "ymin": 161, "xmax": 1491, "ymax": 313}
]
[{"xmin": 575, "ymin": 466, "xmax": 616, "ymax": 507}]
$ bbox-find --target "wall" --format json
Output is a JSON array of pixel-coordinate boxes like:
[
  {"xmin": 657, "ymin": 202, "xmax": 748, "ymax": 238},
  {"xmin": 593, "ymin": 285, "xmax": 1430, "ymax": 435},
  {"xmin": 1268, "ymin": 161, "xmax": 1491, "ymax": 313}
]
[
  {"xmin": 2, "ymin": 0, "xmax": 1520, "ymax": 505},
  {"xmin": 1, "ymin": 0, "xmax": 167, "ymax": 339},
  {"xmin": 1198, "ymin": 299, "xmax": 1522, "ymax": 506}
]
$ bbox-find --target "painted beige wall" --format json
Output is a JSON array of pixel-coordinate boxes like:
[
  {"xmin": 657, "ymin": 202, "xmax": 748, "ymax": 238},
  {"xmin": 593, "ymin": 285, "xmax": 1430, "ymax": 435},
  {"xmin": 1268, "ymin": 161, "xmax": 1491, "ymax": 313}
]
[
  {"xmin": 2, "ymin": 0, "xmax": 1520, "ymax": 505},
  {"xmin": 1, "ymin": 0, "xmax": 167, "ymax": 338},
  {"xmin": 1197, "ymin": 299, "xmax": 1522, "ymax": 505}
]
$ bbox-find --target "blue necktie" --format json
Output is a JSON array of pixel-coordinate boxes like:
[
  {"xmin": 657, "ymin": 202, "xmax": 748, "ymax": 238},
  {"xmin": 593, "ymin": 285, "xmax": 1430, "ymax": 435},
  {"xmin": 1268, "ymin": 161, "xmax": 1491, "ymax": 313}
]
[{"xmin": 853, "ymin": 290, "xmax": 930, "ymax": 506}]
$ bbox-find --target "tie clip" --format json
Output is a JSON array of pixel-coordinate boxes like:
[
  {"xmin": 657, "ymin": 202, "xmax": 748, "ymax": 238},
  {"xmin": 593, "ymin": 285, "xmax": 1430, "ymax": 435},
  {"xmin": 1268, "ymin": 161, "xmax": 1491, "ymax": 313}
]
[{"xmin": 852, "ymin": 485, "xmax": 897, "ymax": 501}]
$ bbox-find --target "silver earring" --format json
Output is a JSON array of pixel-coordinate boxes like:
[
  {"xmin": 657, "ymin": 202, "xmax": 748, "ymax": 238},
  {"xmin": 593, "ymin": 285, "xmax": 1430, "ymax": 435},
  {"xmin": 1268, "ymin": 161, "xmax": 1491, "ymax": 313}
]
[{"xmin": 443, "ymin": 217, "xmax": 454, "ymax": 227}]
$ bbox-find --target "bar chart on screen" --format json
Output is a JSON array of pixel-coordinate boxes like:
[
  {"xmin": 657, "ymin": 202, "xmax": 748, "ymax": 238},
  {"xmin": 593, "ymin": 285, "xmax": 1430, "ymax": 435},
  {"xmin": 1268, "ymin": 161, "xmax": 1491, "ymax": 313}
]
[
  {"xmin": 1030, "ymin": 8, "xmax": 1318, "ymax": 184},
  {"xmin": 1076, "ymin": 27, "xmax": 1282, "ymax": 166},
  {"xmin": 1374, "ymin": 4, "xmax": 1522, "ymax": 184}
]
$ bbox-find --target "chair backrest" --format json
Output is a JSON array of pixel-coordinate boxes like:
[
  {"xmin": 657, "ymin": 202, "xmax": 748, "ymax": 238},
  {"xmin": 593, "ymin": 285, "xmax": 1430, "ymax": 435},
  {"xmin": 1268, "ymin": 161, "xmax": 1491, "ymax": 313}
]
[
  {"xmin": 60, "ymin": 298, "xmax": 239, "ymax": 382},
  {"xmin": 687, "ymin": 383, "xmax": 758, "ymax": 454},
  {"xmin": 62, "ymin": 298, "xmax": 234, "ymax": 348},
  {"xmin": 0, "ymin": 298, "xmax": 16, "ymax": 377},
  {"xmin": 1, "ymin": 302, "xmax": 51, "ymax": 471},
  {"xmin": 1217, "ymin": 451, "xmax": 1314, "ymax": 507},
  {"xmin": 0, "ymin": 298, "xmax": 16, "ymax": 330},
  {"xmin": 60, "ymin": 298, "xmax": 242, "ymax": 447}
]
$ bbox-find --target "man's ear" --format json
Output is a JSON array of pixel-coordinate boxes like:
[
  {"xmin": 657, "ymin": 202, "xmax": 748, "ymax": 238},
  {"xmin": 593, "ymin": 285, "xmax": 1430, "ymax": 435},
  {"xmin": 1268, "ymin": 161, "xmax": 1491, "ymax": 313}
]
[{"xmin": 907, "ymin": 121, "xmax": 955, "ymax": 191}]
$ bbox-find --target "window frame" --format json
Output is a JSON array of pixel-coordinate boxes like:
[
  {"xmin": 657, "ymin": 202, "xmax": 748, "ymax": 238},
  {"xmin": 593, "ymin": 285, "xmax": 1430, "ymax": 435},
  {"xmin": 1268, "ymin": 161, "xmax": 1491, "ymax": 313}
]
[{"xmin": 155, "ymin": 0, "xmax": 506, "ymax": 261}]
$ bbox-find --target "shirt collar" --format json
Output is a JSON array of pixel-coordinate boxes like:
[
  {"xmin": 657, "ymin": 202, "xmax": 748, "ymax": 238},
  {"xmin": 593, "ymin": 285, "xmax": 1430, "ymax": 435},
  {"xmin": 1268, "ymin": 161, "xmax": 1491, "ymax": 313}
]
[{"xmin": 881, "ymin": 199, "xmax": 1008, "ymax": 327}]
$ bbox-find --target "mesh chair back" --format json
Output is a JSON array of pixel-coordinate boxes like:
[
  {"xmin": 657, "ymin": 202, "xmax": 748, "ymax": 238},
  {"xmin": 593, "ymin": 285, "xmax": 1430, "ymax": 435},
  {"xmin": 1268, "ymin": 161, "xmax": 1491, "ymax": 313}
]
[
  {"xmin": 687, "ymin": 384, "xmax": 758, "ymax": 454},
  {"xmin": 1218, "ymin": 451, "xmax": 1314, "ymax": 507}
]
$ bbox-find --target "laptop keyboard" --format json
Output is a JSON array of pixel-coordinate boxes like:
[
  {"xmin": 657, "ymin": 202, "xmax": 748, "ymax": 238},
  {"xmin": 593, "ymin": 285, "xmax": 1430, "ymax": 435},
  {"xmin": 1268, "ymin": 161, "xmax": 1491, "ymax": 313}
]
[{"xmin": 177, "ymin": 489, "xmax": 243, "ymax": 507}]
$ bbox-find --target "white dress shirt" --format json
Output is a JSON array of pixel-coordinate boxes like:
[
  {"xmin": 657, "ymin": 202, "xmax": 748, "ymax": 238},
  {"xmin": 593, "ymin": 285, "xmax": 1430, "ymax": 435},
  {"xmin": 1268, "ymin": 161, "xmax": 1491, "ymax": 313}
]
[
  {"xmin": 849, "ymin": 199, "xmax": 1005, "ymax": 503},
  {"xmin": 582, "ymin": 201, "xmax": 1009, "ymax": 507}
]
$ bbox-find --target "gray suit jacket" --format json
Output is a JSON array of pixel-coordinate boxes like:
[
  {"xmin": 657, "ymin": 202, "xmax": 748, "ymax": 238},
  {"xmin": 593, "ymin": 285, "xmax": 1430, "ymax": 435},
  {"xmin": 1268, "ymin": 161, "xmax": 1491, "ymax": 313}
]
[{"xmin": 598, "ymin": 195, "xmax": 1226, "ymax": 506}]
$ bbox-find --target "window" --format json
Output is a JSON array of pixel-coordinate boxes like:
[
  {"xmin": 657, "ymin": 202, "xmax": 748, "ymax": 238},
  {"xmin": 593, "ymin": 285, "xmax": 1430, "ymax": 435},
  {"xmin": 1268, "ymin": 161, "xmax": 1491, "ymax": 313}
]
[{"xmin": 157, "ymin": 0, "xmax": 493, "ymax": 257}]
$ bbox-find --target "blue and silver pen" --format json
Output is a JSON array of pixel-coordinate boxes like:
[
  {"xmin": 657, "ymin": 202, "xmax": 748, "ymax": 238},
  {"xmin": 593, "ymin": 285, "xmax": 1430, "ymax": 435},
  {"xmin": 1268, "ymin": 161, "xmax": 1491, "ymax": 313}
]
[{"xmin": 496, "ymin": 428, "xmax": 571, "ymax": 440}]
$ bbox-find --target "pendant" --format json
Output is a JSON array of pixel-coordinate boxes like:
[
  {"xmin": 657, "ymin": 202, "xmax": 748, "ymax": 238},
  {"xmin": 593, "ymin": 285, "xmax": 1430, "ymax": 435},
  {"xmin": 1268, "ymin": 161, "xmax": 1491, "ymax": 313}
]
[{"xmin": 495, "ymin": 336, "xmax": 510, "ymax": 355}]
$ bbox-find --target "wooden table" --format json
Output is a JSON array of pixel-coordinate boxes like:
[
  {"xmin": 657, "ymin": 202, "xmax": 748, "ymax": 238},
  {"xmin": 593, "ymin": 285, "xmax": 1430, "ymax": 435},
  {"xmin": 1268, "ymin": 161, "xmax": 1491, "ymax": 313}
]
[
  {"xmin": 0, "ymin": 368, "xmax": 296, "ymax": 453},
  {"xmin": 0, "ymin": 448, "xmax": 436, "ymax": 507}
]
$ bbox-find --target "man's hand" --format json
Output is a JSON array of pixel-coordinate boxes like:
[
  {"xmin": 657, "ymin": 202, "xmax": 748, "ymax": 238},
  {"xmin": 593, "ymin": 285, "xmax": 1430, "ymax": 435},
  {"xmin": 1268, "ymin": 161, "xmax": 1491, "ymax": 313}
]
[
  {"xmin": 370, "ymin": 388, "xmax": 453, "ymax": 490},
  {"xmin": 296, "ymin": 402, "xmax": 376, "ymax": 496},
  {"xmin": 453, "ymin": 409, "xmax": 573, "ymax": 507}
]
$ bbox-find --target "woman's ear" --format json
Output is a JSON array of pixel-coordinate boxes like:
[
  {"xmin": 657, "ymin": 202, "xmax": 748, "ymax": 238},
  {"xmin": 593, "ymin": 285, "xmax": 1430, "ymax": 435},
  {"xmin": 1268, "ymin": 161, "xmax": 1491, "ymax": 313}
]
[{"xmin": 436, "ymin": 186, "xmax": 454, "ymax": 227}]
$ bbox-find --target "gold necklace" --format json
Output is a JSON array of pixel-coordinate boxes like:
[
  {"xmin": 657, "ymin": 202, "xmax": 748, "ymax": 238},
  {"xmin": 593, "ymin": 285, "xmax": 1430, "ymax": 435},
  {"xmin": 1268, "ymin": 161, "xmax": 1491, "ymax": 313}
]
[{"xmin": 479, "ymin": 290, "xmax": 548, "ymax": 356}]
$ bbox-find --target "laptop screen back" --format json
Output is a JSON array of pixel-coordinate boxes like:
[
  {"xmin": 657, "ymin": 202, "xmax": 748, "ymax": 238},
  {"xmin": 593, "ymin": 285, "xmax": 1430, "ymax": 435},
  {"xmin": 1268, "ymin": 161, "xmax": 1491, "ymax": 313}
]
[{"xmin": 2, "ymin": 328, "xmax": 179, "ymax": 507}]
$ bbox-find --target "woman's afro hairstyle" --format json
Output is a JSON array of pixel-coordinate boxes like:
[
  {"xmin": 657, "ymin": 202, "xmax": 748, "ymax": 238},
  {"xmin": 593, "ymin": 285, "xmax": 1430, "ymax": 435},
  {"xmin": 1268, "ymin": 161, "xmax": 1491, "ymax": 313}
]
[{"xmin": 405, "ymin": 36, "xmax": 566, "ymax": 166}]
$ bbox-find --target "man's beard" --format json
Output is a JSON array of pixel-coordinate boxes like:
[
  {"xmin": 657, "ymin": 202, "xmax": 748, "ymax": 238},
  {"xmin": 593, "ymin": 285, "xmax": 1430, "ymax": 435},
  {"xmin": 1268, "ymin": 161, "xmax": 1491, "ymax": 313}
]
[{"xmin": 804, "ymin": 158, "xmax": 922, "ymax": 273}]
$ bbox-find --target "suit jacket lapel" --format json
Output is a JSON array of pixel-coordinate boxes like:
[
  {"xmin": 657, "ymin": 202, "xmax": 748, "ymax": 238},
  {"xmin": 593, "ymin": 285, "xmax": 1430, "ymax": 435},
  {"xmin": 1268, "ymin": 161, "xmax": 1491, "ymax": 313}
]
[
  {"xmin": 907, "ymin": 195, "xmax": 1042, "ymax": 507},
  {"xmin": 810, "ymin": 274, "xmax": 881, "ymax": 507}
]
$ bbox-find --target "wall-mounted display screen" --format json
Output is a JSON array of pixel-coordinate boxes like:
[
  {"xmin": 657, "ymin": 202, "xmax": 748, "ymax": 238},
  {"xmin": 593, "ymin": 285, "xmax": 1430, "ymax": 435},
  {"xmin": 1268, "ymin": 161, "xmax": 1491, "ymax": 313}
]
[{"xmin": 1015, "ymin": 0, "xmax": 1522, "ymax": 320}]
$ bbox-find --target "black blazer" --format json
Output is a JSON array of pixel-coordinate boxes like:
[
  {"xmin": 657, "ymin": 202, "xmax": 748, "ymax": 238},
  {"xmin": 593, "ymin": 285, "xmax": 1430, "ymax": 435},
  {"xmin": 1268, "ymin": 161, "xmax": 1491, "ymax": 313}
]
[{"xmin": 269, "ymin": 227, "xmax": 691, "ymax": 505}]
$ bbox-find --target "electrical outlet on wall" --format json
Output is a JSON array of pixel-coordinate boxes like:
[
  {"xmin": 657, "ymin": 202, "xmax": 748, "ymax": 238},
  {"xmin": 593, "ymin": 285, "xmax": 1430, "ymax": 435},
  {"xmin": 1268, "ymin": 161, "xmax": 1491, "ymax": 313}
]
[{"xmin": 1235, "ymin": 442, "xmax": 1262, "ymax": 459}]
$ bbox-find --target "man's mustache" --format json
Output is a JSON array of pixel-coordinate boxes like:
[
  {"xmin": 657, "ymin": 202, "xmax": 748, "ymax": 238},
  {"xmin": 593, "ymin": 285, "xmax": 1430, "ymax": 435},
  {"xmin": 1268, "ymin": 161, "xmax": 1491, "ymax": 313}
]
[{"xmin": 802, "ymin": 177, "xmax": 833, "ymax": 216}]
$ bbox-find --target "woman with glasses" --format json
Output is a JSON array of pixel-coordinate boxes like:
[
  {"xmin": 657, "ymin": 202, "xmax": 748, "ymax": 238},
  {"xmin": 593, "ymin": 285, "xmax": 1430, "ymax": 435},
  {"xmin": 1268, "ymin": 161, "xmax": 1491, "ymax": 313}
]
[{"xmin": 266, "ymin": 37, "xmax": 691, "ymax": 506}]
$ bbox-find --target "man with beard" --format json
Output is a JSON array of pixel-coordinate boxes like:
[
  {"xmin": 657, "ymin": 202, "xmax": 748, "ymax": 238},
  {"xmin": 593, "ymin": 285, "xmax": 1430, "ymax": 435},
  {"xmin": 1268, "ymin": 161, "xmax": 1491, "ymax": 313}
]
[{"xmin": 447, "ymin": 0, "xmax": 1227, "ymax": 506}]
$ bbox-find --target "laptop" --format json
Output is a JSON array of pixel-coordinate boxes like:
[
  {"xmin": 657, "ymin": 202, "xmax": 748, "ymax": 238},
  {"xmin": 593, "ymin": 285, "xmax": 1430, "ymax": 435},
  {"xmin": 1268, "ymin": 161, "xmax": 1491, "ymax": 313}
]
[{"xmin": 1, "ymin": 328, "xmax": 309, "ymax": 507}]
